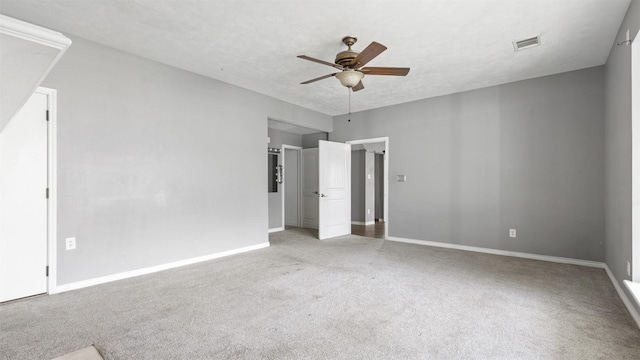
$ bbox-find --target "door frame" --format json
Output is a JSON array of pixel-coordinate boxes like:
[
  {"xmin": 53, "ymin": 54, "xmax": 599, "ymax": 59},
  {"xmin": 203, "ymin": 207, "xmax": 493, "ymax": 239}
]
[
  {"xmin": 281, "ymin": 144, "xmax": 303, "ymax": 229},
  {"xmin": 0, "ymin": 86, "xmax": 57, "ymax": 299},
  {"xmin": 40, "ymin": 87, "xmax": 58, "ymax": 295},
  {"xmin": 345, "ymin": 137, "xmax": 389, "ymax": 240}
]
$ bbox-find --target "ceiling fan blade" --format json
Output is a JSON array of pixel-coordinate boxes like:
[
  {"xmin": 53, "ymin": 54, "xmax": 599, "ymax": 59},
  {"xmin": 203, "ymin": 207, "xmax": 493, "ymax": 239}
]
[
  {"xmin": 360, "ymin": 67, "xmax": 410, "ymax": 76},
  {"xmin": 297, "ymin": 55, "xmax": 343, "ymax": 70},
  {"xmin": 300, "ymin": 73, "xmax": 337, "ymax": 84},
  {"xmin": 352, "ymin": 81, "xmax": 365, "ymax": 92},
  {"xmin": 349, "ymin": 41, "xmax": 387, "ymax": 68}
]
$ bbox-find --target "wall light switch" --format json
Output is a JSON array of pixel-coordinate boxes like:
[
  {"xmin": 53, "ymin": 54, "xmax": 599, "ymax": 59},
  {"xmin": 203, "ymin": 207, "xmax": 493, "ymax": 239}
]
[
  {"xmin": 509, "ymin": 229, "xmax": 516, "ymax": 238},
  {"xmin": 397, "ymin": 175, "xmax": 407, "ymax": 182},
  {"xmin": 65, "ymin": 237, "xmax": 76, "ymax": 250}
]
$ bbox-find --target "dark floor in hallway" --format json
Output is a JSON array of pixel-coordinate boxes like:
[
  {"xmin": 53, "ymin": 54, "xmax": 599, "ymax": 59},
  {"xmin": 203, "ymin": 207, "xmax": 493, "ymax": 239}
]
[{"xmin": 351, "ymin": 220, "xmax": 385, "ymax": 239}]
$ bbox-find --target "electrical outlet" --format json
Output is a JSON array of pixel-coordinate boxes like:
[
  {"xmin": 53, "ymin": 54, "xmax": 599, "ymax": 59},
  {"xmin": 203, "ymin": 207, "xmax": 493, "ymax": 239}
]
[
  {"xmin": 65, "ymin": 237, "xmax": 76, "ymax": 250},
  {"xmin": 367, "ymin": 209, "xmax": 371, "ymax": 215},
  {"xmin": 628, "ymin": 261, "xmax": 631, "ymax": 277},
  {"xmin": 509, "ymin": 229, "xmax": 516, "ymax": 238}
]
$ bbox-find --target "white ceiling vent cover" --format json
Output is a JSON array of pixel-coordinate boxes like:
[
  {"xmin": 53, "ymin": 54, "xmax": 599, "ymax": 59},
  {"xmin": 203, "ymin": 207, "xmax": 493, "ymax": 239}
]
[{"xmin": 513, "ymin": 36, "xmax": 541, "ymax": 51}]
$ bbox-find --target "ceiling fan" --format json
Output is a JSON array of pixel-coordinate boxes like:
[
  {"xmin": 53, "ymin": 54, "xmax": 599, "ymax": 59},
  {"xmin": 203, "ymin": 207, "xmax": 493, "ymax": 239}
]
[{"xmin": 298, "ymin": 36, "xmax": 410, "ymax": 92}]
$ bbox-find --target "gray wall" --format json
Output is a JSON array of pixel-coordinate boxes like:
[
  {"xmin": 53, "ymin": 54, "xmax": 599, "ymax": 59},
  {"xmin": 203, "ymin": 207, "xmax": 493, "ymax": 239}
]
[
  {"xmin": 331, "ymin": 66, "xmax": 605, "ymax": 261},
  {"xmin": 268, "ymin": 190, "xmax": 282, "ymax": 229},
  {"xmin": 268, "ymin": 128, "xmax": 302, "ymax": 148},
  {"xmin": 351, "ymin": 150, "xmax": 365, "ymax": 222},
  {"xmin": 604, "ymin": 0, "xmax": 640, "ymax": 314},
  {"xmin": 302, "ymin": 131, "xmax": 328, "ymax": 148},
  {"xmin": 43, "ymin": 36, "xmax": 332, "ymax": 285}
]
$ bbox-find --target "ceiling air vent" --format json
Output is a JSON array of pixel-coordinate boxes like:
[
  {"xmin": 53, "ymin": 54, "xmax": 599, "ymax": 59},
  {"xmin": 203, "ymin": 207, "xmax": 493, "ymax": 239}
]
[{"xmin": 513, "ymin": 36, "xmax": 541, "ymax": 51}]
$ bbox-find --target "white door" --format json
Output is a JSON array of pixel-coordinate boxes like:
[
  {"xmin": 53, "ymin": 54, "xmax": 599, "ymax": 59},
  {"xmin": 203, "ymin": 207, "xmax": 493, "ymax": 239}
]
[
  {"xmin": 318, "ymin": 140, "xmax": 351, "ymax": 240},
  {"xmin": 0, "ymin": 91, "xmax": 48, "ymax": 302},
  {"xmin": 301, "ymin": 148, "xmax": 319, "ymax": 229}
]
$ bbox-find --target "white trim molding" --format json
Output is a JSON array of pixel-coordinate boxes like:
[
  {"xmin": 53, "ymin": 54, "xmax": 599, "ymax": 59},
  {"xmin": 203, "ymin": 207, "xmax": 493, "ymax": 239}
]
[
  {"xmin": 0, "ymin": 15, "xmax": 72, "ymax": 49},
  {"xmin": 632, "ymin": 29, "xmax": 640, "ymax": 282},
  {"xmin": 387, "ymin": 236, "xmax": 604, "ymax": 268},
  {"xmin": 37, "ymin": 87, "xmax": 58, "ymax": 296},
  {"xmin": 268, "ymin": 227, "xmax": 284, "ymax": 233},
  {"xmin": 51, "ymin": 242, "xmax": 270, "ymax": 294},
  {"xmin": 608, "ymin": 274, "xmax": 640, "ymax": 329},
  {"xmin": 625, "ymin": 280, "xmax": 640, "ymax": 308},
  {"xmin": 0, "ymin": 15, "xmax": 71, "ymax": 133}
]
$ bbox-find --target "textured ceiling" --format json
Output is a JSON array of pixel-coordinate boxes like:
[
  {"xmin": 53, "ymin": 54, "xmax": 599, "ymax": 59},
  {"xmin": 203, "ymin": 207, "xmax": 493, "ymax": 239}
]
[{"xmin": 0, "ymin": 0, "xmax": 631, "ymax": 116}]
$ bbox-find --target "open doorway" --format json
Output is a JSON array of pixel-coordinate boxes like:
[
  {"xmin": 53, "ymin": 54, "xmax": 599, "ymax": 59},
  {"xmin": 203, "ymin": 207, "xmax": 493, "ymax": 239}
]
[
  {"xmin": 346, "ymin": 137, "xmax": 389, "ymax": 240},
  {"xmin": 267, "ymin": 118, "xmax": 327, "ymax": 233}
]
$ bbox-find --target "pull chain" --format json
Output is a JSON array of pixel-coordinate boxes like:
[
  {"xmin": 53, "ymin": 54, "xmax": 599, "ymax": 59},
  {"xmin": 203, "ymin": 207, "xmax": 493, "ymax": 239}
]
[{"xmin": 348, "ymin": 88, "xmax": 352, "ymax": 122}]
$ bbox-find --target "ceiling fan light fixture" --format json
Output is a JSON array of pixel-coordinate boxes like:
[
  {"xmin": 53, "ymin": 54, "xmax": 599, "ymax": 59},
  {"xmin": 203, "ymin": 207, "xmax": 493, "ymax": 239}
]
[{"xmin": 335, "ymin": 69, "xmax": 364, "ymax": 87}]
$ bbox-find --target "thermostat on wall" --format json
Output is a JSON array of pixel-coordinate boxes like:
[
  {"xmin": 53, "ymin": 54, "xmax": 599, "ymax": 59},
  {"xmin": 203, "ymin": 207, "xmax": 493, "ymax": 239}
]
[{"xmin": 397, "ymin": 175, "xmax": 407, "ymax": 182}]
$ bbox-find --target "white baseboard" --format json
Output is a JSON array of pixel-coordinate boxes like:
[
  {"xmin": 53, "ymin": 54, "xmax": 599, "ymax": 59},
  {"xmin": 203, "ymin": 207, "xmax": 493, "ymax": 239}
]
[
  {"xmin": 604, "ymin": 268, "xmax": 640, "ymax": 329},
  {"xmin": 387, "ymin": 236, "xmax": 604, "ymax": 268},
  {"xmin": 352, "ymin": 221, "xmax": 375, "ymax": 226},
  {"xmin": 268, "ymin": 227, "xmax": 284, "ymax": 233},
  {"xmin": 624, "ymin": 280, "xmax": 640, "ymax": 306},
  {"xmin": 52, "ymin": 242, "xmax": 270, "ymax": 294}
]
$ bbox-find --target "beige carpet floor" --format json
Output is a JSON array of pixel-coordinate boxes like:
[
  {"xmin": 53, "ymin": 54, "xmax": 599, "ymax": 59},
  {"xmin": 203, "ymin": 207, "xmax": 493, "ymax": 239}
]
[{"xmin": 1, "ymin": 227, "xmax": 639, "ymax": 359}]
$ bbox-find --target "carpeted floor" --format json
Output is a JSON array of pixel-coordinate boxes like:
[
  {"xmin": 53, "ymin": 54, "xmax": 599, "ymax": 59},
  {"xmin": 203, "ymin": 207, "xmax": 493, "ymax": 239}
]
[{"xmin": 1, "ymin": 228, "xmax": 639, "ymax": 359}]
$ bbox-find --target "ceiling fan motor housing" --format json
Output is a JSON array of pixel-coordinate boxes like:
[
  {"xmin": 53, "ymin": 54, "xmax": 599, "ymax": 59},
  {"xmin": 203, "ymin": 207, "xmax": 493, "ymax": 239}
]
[
  {"xmin": 335, "ymin": 50, "xmax": 358, "ymax": 66},
  {"xmin": 336, "ymin": 36, "xmax": 359, "ymax": 67}
]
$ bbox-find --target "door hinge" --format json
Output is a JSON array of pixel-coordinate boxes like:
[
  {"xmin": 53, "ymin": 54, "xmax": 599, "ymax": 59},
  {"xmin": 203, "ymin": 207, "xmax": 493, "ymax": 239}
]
[
  {"xmin": 46, "ymin": 266, "xmax": 49, "ymax": 277},
  {"xmin": 46, "ymin": 188, "xmax": 49, "ymax": 199},
  {"xmin": 46, "ymin": 110, "xmax": 49, "ymax": 121}
]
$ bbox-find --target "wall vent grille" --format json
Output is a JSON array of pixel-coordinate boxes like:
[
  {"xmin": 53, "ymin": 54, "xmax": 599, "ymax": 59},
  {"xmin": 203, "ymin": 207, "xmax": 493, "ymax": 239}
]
[{"xmin": 513, "ymin": 36, "xmax": 541, "ymax": 51}]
